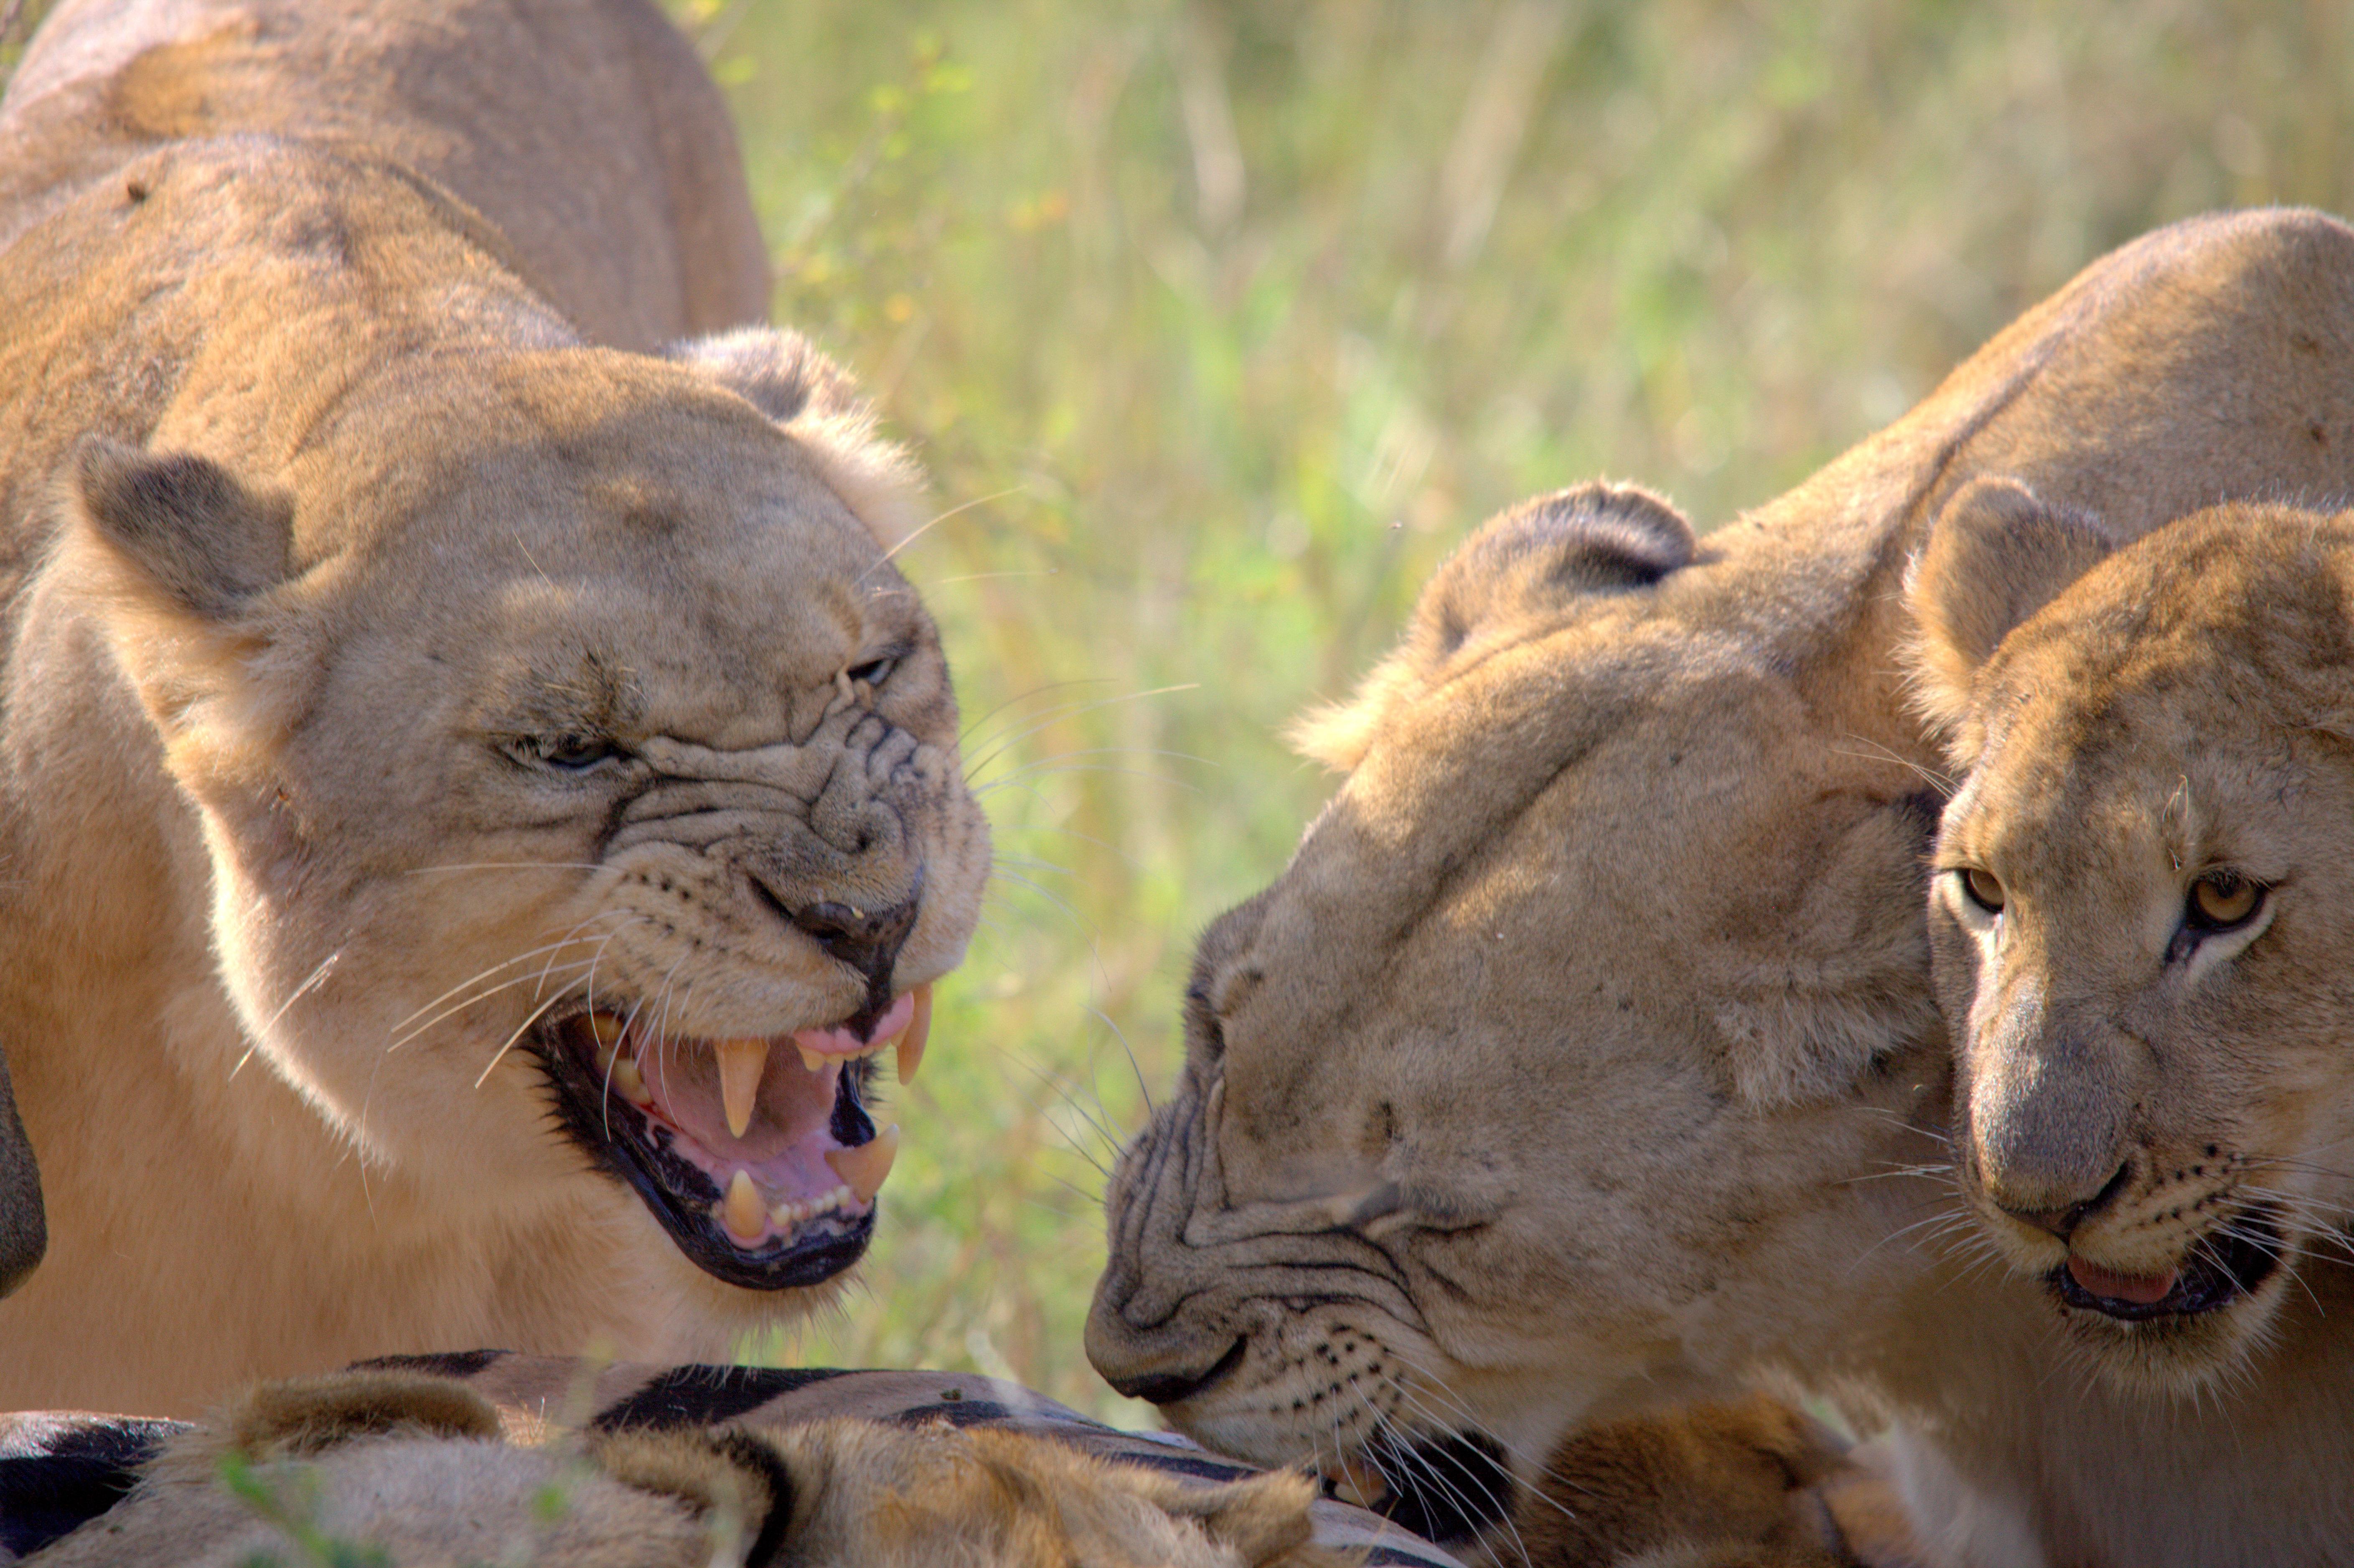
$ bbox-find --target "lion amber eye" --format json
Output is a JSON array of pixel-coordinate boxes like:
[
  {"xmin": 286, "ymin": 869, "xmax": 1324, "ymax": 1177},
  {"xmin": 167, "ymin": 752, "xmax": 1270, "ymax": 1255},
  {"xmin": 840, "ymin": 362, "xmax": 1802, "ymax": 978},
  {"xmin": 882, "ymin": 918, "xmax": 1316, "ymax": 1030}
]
[
  {"xmin": 2188, "ymin": 872, "xmax": 2261, "ymax": 929},
  {"xmin": 1960, "ymin": 867, "xmax": 2006, "ymax": 914},
  {"xmin": 522, "ymin": 734, "xmax": 620, "ymax": 772}
]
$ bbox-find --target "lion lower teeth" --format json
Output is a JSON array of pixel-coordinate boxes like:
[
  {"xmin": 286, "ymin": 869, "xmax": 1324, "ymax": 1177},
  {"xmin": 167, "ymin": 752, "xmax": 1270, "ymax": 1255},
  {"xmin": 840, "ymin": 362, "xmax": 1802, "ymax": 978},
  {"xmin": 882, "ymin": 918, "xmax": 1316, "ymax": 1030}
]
[
  {"xmin": 610, "ymin": 1055, "xmax": 649, "ymax": 1105},
  {"xmin": 1330, "ymin": 1459, "xmax": 1387, "ymax": 1510},
  {"xmin": 768, "ymin": 1184, "xmax": 854, "ymax": 1228},
  {"xmin": 720, "ymin": 1169, "xmax": 764, "ymax": 1242},
  {"xmin": 824, "ymin": 1123, "xmax": 900, "ymax": 1203}
]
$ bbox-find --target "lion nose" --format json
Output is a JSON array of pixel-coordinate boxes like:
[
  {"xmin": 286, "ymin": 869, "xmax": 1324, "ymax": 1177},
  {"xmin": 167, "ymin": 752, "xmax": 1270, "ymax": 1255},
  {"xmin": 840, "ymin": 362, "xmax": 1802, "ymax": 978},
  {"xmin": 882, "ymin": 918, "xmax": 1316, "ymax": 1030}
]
[
  {"xmin": 1993, "ymin": 1161, "xmax": 2133, "ymax": 1240},
  {"xmin": 1101, "ymin": 1339, "xmax": 1248, "ymax": 1406},
  {"xmin": 786, "ymin": 896, "xmax": 918, "ymax": 986}
]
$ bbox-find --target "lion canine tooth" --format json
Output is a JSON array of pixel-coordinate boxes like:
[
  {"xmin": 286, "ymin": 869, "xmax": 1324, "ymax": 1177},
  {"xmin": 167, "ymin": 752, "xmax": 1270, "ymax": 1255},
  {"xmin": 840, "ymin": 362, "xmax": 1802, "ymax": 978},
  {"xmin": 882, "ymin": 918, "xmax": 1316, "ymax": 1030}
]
[
  {"xmin": 1330, "ymin": 1458, "xmax": 1388, "ymax": 1510},
  {"xmin": 588, "ymin": 1012, "xmax": 626, "ymax": 1052},
  {"xmin": 824, "ymin": 1124, "xmax": 899, "ymax": 1203},
  {"xmin": 610, "ymin": 1055, "xmax": 649, "ymax": 1105},
  {"xmin": 714, "ymin": 1038, "xmax": 768, "ymax": 1139},
  {"xmin": 798, "ymin": 1044, "xmax": 826, "ymax": 1074},
  {"xmin": 895, "ymin": 984, "xmax": 933, "ymax": 1085},
  {"xmin": 722, "ymin": 1169, "xmax": 764, "ymax": 1242}
]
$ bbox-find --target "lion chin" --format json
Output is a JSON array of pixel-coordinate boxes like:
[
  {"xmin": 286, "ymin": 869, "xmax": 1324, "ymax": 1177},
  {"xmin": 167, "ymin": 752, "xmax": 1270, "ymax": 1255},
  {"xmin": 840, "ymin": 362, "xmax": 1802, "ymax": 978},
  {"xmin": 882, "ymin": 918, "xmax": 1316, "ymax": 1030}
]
[
  {"xmin": 0, "ymin": 0, "xmax": 989, "ymax": 1417},
  {"xmin": 1088, "ymin": 208, "xmax": 2354, "ymax": 1566}
]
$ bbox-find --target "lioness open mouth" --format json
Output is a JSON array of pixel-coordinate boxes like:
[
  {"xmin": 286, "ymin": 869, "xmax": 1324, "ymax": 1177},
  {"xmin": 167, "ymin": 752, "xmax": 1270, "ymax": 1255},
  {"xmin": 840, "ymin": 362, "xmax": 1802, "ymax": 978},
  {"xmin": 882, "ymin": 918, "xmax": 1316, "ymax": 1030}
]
[
  {"xmin": 531, "ymin": 987, "xmax": 931, "ymax": 1290},
  {"xmin": 2046, "ymin": 1206, "xmax": 2282, "ymax": 1321}
]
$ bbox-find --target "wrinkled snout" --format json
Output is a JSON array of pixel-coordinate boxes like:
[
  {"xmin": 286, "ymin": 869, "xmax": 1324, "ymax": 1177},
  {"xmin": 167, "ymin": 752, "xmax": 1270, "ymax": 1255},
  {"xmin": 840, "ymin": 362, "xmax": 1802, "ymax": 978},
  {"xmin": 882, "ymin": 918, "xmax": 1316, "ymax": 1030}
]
[{"xmin": 1086, "ymin": 1098, "xmax": 1238, "ymax": 1402}]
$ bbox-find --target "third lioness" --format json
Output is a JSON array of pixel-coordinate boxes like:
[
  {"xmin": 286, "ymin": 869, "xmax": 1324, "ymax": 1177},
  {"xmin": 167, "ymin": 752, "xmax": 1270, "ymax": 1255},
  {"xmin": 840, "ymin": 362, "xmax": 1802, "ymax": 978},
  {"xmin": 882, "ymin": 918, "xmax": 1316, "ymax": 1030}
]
[{"xmin": 1897, "ymin": 487, "xmax": 2354, "ymax": 1563}]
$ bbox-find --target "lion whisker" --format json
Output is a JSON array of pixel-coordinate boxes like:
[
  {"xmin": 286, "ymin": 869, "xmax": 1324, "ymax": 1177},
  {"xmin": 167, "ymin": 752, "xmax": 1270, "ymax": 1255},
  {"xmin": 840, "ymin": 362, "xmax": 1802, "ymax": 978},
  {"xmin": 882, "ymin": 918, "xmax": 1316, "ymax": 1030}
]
[
  {"xmin": 956, "ymin": 678, "xmax": 1113, "ymax": 752},
  {"xmin": 853, "ymin": 483, "xmax": 1026, "ymax": 585},
  {"xmin": 404, "ymin": 861, "xmax": 611, "ymax": 876},
  {"xmin": 1383, "ymin": 1347, "xmax": 1588, "ymax": 1510},
  {"xmin": 389, "ymin": 920, "xmax": 633, "ymax": 1031},
  {"xmin": 972, "ymin": 762, "xmax": 1207, "ymax": 802},
  {"xmin": 1369, "ymin": 1385, "xmax": 1544, "ymax": 1565},
  {"xmin": 1829, "ymin": 735, "xmax": 1955, "ymax": 794},
  {"xmin": 959, "ymin": 684, "xmax": 1198, "ymax": 787},
  {"xmin": 387, "ymin": 961, "xmax": 598, "ymax": 1054},
  {"xmin": 227, "ymin": 949, "xmax": 348, "ymax": 1080},
  {"xmin": 474, "ymin": 975, "xmax": 594, "ymax": 1088}
]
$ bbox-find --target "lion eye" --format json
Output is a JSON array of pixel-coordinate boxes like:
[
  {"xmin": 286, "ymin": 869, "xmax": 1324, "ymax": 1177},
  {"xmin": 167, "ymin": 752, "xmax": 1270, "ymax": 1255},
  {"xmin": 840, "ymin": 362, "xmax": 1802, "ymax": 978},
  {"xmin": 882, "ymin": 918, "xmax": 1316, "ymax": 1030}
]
[
  {"xmin": 2187, "ymin": 872, "xmax": 2262, "ymax": 930},
  {"xmin": 511, "ymin": 733, "xmax": 624, "ymax": 773},
  {"xmin": 1959, "ymin": 867, "xmax": 2006, "ymax": 914},
  {"xmin": 846, "ymin": 655, "xmax": 897, "ymax": 688}
]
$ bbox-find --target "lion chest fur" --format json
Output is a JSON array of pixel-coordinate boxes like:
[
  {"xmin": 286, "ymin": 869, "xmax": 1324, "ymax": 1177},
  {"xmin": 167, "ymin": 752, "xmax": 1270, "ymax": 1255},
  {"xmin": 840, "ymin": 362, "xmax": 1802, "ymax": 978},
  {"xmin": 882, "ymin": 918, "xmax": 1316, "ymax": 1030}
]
[{"xmin": 0, "ymin": 2, "xmax": 988, "ymax": 1417}]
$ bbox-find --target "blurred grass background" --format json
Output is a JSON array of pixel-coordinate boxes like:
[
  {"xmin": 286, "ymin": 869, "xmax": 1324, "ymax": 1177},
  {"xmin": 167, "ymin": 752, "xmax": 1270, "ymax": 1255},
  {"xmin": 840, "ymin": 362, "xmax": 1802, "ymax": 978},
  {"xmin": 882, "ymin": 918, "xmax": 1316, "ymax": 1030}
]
[
  {"xmin": 670, "ymin": 0, "xmax": 2354, "ymax": 1423},
  {"xmin": 684, "ymin": 0, "xmax": 2354, "ymax": 1423},
  {"xmin": 8, "ymin": 0, "xmax": 2349, "ymax": 1426}
]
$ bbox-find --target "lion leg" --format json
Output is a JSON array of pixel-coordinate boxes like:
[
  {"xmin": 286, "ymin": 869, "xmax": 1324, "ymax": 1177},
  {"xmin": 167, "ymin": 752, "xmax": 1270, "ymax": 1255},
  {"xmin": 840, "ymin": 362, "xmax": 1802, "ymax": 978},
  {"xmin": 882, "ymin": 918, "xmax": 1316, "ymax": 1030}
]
[{"xmin": 1510, "ymin": 1393, "xmax": 1918, "ymax": 1568}]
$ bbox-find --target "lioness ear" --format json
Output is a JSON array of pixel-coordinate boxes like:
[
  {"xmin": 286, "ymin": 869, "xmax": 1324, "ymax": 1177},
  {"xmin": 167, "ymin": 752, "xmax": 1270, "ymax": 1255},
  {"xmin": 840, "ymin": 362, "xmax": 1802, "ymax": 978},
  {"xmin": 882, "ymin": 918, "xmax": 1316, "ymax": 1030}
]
[
  {"xmin": 65, "ymin": 438, "xmax": 298, "ymax": 737},
  {"xmin": 1905, "ymin": 476, "xmax": 2111, "ymax": 749},
  {"xmin": 1289, "ymin": 482, "xmax": 1695, "ymax": 771},
  {"xmin": 669, "ymin": 327, "xmax": 925, "ymax": 549},
  {"xmin": 74, "ymin": 438, "xmax": 292, "ymax": 617}
]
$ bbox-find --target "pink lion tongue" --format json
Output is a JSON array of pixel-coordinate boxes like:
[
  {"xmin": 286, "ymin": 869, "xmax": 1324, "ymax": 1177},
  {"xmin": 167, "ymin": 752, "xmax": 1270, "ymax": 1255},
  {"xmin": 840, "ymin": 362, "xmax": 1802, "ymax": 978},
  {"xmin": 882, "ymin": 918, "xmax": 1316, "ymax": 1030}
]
[{"xmin": 2066, "ymin": 1255, "xmax": 2179, "ymax": 1306}]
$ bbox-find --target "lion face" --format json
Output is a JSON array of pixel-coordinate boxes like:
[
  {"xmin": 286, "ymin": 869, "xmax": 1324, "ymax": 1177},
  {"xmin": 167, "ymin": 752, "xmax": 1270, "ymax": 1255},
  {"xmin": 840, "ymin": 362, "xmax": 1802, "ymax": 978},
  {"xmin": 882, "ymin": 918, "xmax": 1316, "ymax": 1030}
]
[
  {"xmin": 1088, "ymin": 487, "xmax": 1947, "ymax": 1507},
  {"xmin": 69, "ymin": 333, "xmax": 988, "ymax": 1303},
  {"xmin": 1914, "ymin": 493, "xmax": 2354, "ymax": 1393}
]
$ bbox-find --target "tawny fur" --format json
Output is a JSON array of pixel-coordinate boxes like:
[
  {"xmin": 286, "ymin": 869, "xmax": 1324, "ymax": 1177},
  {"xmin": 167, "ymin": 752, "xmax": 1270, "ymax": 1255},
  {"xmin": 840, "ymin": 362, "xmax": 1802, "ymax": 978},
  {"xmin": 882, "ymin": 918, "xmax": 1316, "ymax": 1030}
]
[
  {"xmin": 1087, "ymin": 208, "xmax": 2354, "ymax": 1568},
  {"xmin": 30, "ymin": 1371, "xmax": 1349, "ymax": 1568},
  {"xmin": 1896, "ymin": 500, "xmax": 2354, "ymax": 1558},
  {"xmin": 1515, "ymin": 1395, "xmax": 1858, "ymax": 1568},
  {"xmin": 0, "ymin": 0, "xmax": 769, "ymax": 351},
  {"xmin": 0, "ymin": 0, "xmax": 989, "ymax": 1417}
]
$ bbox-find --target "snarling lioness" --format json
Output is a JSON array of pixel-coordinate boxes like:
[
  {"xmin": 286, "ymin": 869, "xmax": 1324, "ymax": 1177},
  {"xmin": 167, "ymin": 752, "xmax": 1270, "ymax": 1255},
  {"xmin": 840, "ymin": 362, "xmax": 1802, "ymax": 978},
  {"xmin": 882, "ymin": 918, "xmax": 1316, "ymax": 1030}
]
[
  {"xmin": 0, "ymin": 0, "xmax": 988, "ymax": 1416},
  {"xmin": 1089, "ymin": 209, "xmax": 2354, "ymax": 1565}
]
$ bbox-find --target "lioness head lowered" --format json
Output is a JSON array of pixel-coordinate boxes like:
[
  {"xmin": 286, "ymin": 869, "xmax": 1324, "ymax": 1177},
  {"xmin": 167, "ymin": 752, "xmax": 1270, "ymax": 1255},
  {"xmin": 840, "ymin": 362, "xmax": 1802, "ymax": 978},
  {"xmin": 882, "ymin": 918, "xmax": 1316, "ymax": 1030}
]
[
  {"xmin": 1087, "ymin": 481, "xmax": 1948, "ymax": 1498},
  {"xmin": 1912, "ymin": 488, "xmax": 2354, "ymax": 1392},
  {"xmin": 73, "ymin": 329, "xmax": 984, "ymax": 1283}
]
